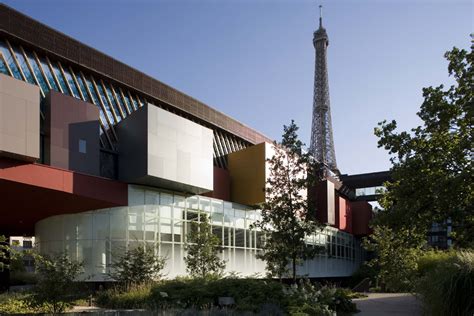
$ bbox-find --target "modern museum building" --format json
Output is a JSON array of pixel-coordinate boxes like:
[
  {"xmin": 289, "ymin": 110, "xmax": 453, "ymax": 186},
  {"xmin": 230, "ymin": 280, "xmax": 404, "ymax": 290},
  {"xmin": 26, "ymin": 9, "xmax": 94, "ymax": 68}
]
[{"xmin": 0, "ymin": 4, "xmax": 374, "ymax": 282}]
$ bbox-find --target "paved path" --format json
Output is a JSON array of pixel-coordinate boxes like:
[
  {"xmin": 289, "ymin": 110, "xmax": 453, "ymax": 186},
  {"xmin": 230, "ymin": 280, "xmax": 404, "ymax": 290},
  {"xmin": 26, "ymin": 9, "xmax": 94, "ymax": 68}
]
[{"xmin": 353, "ymin": 293, "xmax": 423, "ymax": 316}]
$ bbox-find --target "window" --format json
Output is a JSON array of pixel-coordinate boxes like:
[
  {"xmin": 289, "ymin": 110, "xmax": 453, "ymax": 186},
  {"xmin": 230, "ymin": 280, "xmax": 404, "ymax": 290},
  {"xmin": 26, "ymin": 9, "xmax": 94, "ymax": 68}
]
[
  {"xmin": 79, "ymin": 139, "xmax": 87, "ymax": 154},
  {"xmin": 22, "ymin": 240, "xmax": 32, "ymax": 248}
]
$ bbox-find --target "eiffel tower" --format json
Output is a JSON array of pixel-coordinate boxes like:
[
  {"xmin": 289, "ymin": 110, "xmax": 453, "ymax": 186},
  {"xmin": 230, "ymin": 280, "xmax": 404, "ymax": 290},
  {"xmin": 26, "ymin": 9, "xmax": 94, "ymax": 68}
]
[{"xmin": 309, "ymin": 5, "xmax": 339, "ymax": 175}]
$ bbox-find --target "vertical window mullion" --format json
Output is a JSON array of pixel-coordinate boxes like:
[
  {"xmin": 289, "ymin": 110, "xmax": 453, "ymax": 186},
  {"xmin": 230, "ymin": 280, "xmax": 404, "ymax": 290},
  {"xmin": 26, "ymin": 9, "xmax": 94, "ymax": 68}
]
[
  {"xmin": 57, "ymin": 62, "xmax": 74, "ymax": 96},
  {"xmin": 70, "ymin": 66, "xmax": 85, "ymax": 101},
  {"xmin": 119, "ymin": 87, "xmax": 133, "ymax": 114},
  {"xmin": 127, "ymin": 91, "xmax": 139, "ymax": 110},
  {"xmin": 33, "ymin": 51, "xmax": 52, "ymax": 90},
  {"xmin": 20, "ymin": 46, "xmax": 45, "ymax": 98},
  {"xmin": 100, "ymin": 80, "xmax": 120, "ymax": 123},
  {"xmin": 111, "ymin": 84, "xmax": 128, "ymax": 117},
  {"xmin": 6, "ymin": 40, "xmax": 27, "ymax": 82},
  {"xmin": 91, "ymin": 77, "xmax": 118, "ymax": 141},
  {"xmin": 0, "ymin": 52, "xmax": 14, "ymax": 76},
  {"xmin": 46, "ymin": 56, "xmax": 64, "ymax": 93}
]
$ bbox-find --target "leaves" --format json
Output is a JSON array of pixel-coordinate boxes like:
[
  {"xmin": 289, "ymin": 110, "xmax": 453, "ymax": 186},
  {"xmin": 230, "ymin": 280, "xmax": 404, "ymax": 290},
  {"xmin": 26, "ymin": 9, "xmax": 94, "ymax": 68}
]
[
  {"xmin": 109, "ymin": 245, "xmax": 166, "ymax": 289},
  {"xmin": 254, "ymin": 120, "xmax": 324, "ymax": 281},
  {"xmin": 374, "ymin": 45, "xmax": 474, "ymax": 248},
  {"xmin": 184, "ymin": 214, "xmax": 225, "ymax": 278}
]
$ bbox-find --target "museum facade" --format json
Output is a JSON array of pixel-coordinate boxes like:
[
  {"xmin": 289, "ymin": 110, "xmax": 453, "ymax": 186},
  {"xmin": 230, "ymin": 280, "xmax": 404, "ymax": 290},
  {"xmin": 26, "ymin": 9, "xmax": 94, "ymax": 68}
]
[{"xmin": 0, "ymin": 4, "xmax": 372, "ymax": 281}]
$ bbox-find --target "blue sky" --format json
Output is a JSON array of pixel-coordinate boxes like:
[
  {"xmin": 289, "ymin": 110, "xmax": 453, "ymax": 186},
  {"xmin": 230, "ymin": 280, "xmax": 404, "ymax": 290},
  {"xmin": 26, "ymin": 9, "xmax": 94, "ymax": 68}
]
[{"xmin": 4, "ymin": 0, "xmax": 472, "ymax": 174}]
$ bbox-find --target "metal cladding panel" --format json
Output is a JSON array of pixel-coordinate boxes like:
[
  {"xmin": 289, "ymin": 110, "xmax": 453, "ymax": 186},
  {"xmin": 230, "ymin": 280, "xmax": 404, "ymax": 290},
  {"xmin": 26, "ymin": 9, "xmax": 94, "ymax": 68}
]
[
  {"xmin": 147, "ymin": 105, "xmax": 213, "ymax": 193},
  {"xmin": 203, "ymin": 167, "xmax": 231, "ymax": 201},
  {"xmin": 44, "ymin": 91, "xmax": 100, "ymax": 176},
  {"xmin": 117, "ymin": 104, "xmax": 213, "ymax": 194},
  {"xmin": 0, "ymin": 74, "xmax": 39, "ymax": 162},
  {"xmin": 227, "ymin": 142, "xmax": 269, "ymax": 206},
  {"xmin": 335, "ymin": 195, "xmax": 352, "ymax": 233},
  {"xmin": 326, "ymin": 180, "xmax": 335, "ymax": 225},
  {"xmin": 351, "ymin": 201, "xmax": 373, "ymax": 236}
]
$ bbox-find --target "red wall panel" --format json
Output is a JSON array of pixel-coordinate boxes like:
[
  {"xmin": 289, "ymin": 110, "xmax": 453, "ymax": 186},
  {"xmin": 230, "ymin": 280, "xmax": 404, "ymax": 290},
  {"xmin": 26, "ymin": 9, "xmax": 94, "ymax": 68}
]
[
  {"xmin": 203, "ymin": 167, "xmax": 231, "ymax": 201},
  {"xmin": 351, "ymin": 201, "xmax": 373, "ymax": 236}
]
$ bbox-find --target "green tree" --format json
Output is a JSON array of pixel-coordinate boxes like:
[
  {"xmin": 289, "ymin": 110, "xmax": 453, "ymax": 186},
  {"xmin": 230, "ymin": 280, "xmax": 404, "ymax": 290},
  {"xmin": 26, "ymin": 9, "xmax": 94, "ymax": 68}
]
[
  {"xmin": 374, "ymin": 46, "xmax": 473, "ymax": 248},
  {"xmin": 363, "ymin": 226, "xmax": 424, "ymax": 292},
  {"xmin": 33, "ymin": 252, "xmax": 83, "ymax": 314},
  {"xmin": 0, "ymin": 235, "xmax": 10, "ymax": 272},
  {"xmin": 254, "ymin": 120, "xmax": 323, "ymax": 282},
  {"xmin": 109, "ymin": 245, "xmax": 166, "ymax": 289},
  {"xmin": 184, "ymin": 213, "xmax": 225, "ymax": 278}
]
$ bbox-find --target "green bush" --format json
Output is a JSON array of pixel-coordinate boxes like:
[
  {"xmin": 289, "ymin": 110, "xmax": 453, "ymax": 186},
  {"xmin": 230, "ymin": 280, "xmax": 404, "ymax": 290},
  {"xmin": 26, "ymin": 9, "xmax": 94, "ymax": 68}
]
[
  {"xmin": 96, "ymin": 277, "xmax": 357, "ymax": 315},
  {"xmin": 416, "ymin": 249, "xmax": 456, "ymax": 277},
  {"xmin": 0, "ymin": 292, "xmax": 58, "ymax": 314},
  {"xmin": 96, "ymin": 284, "xmax": 152, "ymax": 309},
  {"xmin": 417, "ymin": 250, "xmax": 474, "ymax": 316},
  {"xmin": 149, "ymin": 277, "xmax": 286, "ymax": 312},
  {"xmin": 284, "ymin": 280, "xmax": 357, "ymax": 315}
]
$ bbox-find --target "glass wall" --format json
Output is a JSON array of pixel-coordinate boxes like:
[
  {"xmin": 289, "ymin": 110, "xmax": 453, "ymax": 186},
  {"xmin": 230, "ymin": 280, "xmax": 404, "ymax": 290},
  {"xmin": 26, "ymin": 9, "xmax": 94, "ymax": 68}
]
[{"xmin": 36, "ymin": 185, "xmax": 363, "ymax": 281}]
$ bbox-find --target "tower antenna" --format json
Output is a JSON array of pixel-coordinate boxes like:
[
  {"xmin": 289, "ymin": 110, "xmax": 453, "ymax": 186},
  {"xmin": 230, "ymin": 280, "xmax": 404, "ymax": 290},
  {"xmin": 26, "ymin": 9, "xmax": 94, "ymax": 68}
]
[{"xmin": 319, "ymin": 5, "xmax": 323, "ymax": 28}]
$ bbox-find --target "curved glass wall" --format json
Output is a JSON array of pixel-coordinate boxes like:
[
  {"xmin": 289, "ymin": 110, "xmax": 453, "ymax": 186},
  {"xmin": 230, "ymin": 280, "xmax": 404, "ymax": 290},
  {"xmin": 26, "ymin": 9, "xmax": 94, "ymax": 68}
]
[{"xmin": 36, "ymin": 185, "xmax": 363, "ymax": 281}]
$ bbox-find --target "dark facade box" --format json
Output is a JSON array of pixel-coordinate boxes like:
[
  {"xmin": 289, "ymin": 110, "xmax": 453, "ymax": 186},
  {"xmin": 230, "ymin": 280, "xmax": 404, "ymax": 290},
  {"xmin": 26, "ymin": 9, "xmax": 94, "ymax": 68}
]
[
  {"xmin": 116, "ymin": 104, "xmax": 213, "ymax": 194},
  {"xmin": 44, "ymin": 90, "xmax": 100, "ymax": 176}
]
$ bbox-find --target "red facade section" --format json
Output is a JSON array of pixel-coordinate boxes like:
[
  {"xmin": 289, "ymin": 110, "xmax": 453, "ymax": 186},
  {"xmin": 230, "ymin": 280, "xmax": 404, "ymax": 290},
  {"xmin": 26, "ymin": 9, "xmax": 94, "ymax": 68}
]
[
  {"xmin": 351, "ymin": 201, "xmax": 373, "ymax": 236},
  {"xmin": 0, "ymin": 157, "xmax": 127, "ymax": 235},
  {"xmin": 309, "ymin": 181, "xmax": 326, "ymax": 224},
  {"xmin": 203, "ymin": 167, "xmax": 231, "ymax": 201},
  {"xmin": 335, "ymin": 194, "xmax": 353, "ymax": 234}
]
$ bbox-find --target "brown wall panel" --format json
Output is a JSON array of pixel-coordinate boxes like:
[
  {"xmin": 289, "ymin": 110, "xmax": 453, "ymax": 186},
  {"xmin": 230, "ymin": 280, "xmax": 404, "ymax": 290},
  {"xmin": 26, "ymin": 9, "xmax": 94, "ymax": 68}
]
[
  {"xmin": 203, "ymin": 167, "xmax": 231, "ymax": 201},
  {"xmin": 351, "ymin": 201, "xmax": 373, "ymax": 236},
  {"xmin": 44, "ymin": 91, "xmax": 100, "ymax": 176},
  {"xmin": 228, "ymin": 142, "xmax": 267, "ymax": 206}
]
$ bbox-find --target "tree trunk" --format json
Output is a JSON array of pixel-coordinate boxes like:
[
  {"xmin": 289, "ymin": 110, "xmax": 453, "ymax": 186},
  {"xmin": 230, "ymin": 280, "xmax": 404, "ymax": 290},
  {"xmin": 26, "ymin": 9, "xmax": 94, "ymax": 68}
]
[{"xmin": 292, "ymin": 256, "xmax": 297, "ymax": 283}]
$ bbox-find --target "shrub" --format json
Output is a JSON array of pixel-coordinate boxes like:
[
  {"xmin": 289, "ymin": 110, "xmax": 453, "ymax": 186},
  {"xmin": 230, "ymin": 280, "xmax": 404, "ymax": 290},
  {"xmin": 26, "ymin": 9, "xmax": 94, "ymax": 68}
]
[
  {"xmin": 33, "ymin": 252, "xmax": 83, "ymax": 314},
  {"xmin": 416, "ymin": 249, "xmax": 456, "ymax": 277},
  {"xmin": 96, "ymin": 284, "xmax": 152, "ymax": 309},
  {"xmin": 0, "ymin": 293, "xmax": 55, "ymax": 314},
  {"xmin": 284, "ymin": 280, "xmax": 357, "ymax": 315},
  {"xmin": 417, "ymin": 250, "xmax": 474, "ymax": 316},
  {"xmin": 97, "ymin": 277, "xmax": 357, "ymax": 315},
  {"xmin": 109, "ymin": 245, "xmax": 166, "ymax": 290}
]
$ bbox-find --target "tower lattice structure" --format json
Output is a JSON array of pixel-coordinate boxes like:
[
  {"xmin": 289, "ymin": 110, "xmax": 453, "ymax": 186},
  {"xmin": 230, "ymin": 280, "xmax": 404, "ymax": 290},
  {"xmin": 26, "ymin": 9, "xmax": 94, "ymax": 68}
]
[{"xmin": 309, "ymin": 6, "xmax": 339, "ymax": 175}]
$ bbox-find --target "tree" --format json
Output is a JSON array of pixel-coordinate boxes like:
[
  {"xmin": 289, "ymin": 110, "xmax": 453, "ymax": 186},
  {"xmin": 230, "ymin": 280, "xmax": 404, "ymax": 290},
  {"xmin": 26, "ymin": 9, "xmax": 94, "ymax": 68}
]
[
  {"xmin": 363, "ymin": 226, "xmax": 424, "ymax": 292},
  {"xmin": 109, "ymin": 244, "xmax": 166, "ymax": 289},
  {"xmin": 254, "ymin": 120, "xmax": 323, "ymax": 282},
  {"xmin": 184, "ymin": 213, "xmax": 225, "ymax": 278},
  {"xmin": 0, "ymin": 235, "xmax": 10, "ymax": 272},
  {"xmin": 374, "ymin": 46, "xmax": 473, "ymax": 248},
  {"xmin": 34, "ymin": 252, "xmax": 83, "ymax": 314}
]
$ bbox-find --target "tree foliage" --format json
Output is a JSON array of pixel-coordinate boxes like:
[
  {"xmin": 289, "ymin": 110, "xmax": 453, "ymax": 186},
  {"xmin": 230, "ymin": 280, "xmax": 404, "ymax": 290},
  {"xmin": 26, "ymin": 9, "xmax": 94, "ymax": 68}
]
[
  {"xmin": 0, "ymin": 235, "xmax": 10, "ymax": 271},
  {"xmin": 184, "ymin": 213, "xmax": 225, "ymax": 278},
  {"xmin": 254, "ymin": 120, "xmax": 323, "ymax": 282},
  {"xmin": 109, "ymin": 245, "xmax": 166, "ymax": 289},
  {"xmin": 33, "ymin": 252, "xmax": 83, "ymax": 314},
  {"xmin": 363, "ymin": 226, "xmax": 424, "ymax": 292},
  {"xmin": 374, "ymin": 46, "xmax": 473, "ymax": 248}
]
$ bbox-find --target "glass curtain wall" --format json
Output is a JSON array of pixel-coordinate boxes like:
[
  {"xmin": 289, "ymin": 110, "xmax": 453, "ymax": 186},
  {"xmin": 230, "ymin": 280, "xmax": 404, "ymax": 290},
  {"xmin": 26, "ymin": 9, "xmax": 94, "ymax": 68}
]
[{"xmin": 36, "ymin": 185, "xmax": 363, "ymax": 281}]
